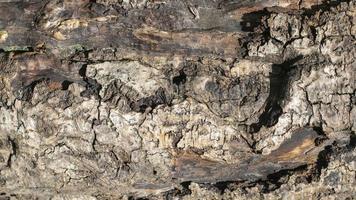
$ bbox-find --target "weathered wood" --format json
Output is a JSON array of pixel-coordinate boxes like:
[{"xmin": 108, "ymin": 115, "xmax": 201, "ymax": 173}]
[
  {"xmin": 0, "ymin": 0, "xmax": 354, "ymax": 199},
  {"xmin": 172, "ymin": 128, "xmax": 329, "ymax": 183},
  {"xmin": 0, "ymin": 0, "xmax": 322, "ymax": 56},
  {"xmin": 0, "ymin": 0, "xmax": 323, "ymax": 98}
]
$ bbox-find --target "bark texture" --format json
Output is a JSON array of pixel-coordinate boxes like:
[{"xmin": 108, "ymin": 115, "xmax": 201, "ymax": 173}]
[{"xmin": 0, "ymin": 0, "xmax": 355, "ymax": 199}]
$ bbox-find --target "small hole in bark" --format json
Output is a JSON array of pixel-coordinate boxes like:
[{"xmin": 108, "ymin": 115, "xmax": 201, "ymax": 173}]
[
  {"xmin": 139, "ymin": 104, "xmax": 148, "ymax": 111},
  {"xmin": 313, "ymin": 145, "xmax": 333, "ymax": 180},
  {"xmin": 180, "ymin": 181, "xmax": 192, "ymax": 195},
  {"xmin": 240, "ymin": 10, "xmax": 269, "ymax": 32},
  {"xmin": 61, "ymin": 80, "xmax": 72, "ymax": 90},
  {"xmin": 310, "ymin": 26, "xmax": 317, "ymax": 39},
  {"xmin": 79, "ymin": 64, "xmax": 87, "ymax": 77},
  {"xmin": 173, "ymin": 70, "xmax": 186, "ymax": 86},
  {"xmin": 348, "ymin": 132, "xmax": 356, "ymax": 150},
  {"xmin": 214, "ymin": 181, "xmax": 234, "ymax": 194},
  {"xmin": 313, "ymin": 126, "xmax": 327, "ymax": 145}
]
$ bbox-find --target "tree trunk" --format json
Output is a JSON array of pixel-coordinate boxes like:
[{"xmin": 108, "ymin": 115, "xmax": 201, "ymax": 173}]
[{"xmin": 0, "ymin": 0, "xmax": 355, "ymax": 199}]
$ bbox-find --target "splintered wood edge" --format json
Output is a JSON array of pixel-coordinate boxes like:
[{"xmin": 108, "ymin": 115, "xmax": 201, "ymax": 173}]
[{"xmin": 172, "ymin": 128, "xmax": 328, "ymax": 183}]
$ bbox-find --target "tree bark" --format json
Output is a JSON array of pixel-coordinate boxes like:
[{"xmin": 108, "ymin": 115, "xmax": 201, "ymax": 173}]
[{"xmin": 0, "ymin": 0, "xmax": 355, "ymax": 199}]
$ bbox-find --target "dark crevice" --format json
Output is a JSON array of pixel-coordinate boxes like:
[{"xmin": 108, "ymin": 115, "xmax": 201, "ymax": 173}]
[
  {"xmin": 61, "ymin": 80, "xmax": 72, "ymax": 90},
  {"xmin": 310, "ymin": 26, "xmax": 317, "ymax": 41},
  {"xmin": 261, "ymin": 165, "xmax": 308, "ymax": 193},
  {"xmin": 303, "ymin": 0, "xmax": 351, "ymax": 17},
  {"xmin": 80, "ymin": 78, "xmax": 102, "ymax": 99},
  {"xmin": 171, "ymin": 132, "xmax": 183, "ymax": 149},
  {"xmin": 301, "ymin": 143, "xmax": 334, "ymax": 184},
  {"xmin": 128, "ymin": 196, "xmax": 149, "ymax": 200},
  {"xmin": 15, "ymin": 79, "xmax": 45, "ymax": 101},
  {"xmin": 310, "ymin": 145, "xmax": 333, "ymax": 182},
  {"xmin": 130, "ymin": 87, "xmax": 170, "ymax": 113},
  {"xmin": 313, "ymin": 126, "xmax": 328, "ymax": 146},
  {"xmin": 172, "ymin": 70, "xmax": 187, "ymax": 86},
  {"xmin": 195, "ymin": 182, "xmax": 236, "ymax": 195},
  {"xmin": 162, "ymin": 189, "xmax": 178, "ymax": 200},
  {"xmin": 163, "ymin": 181, "xmax": 192, "ymax": 200},
  {"xmin": 163, "ymin": 181, "xmax": 193, "ymax": 199},
  {"xmin": 79, "ymin": 64, "xmax": 87, "ymax": 77},
  {"xmin": 240, "ymin": 9, "xmax": 270, "ymax": 32},
  {"xmin": 6, "ymin": 137, "xmax": 17, "ymax": 168},
  {"xmin": 213, "ymin": 181, "xmax": 235, "ymax": 194},
  {"xmin": 307, "ymin": 130, "xmax": 355, "ymax": 184},
  {"xmin": 171, "ymin": 61, "xmax": 198, "ymax": 97},
  {"xmin": 249, "ymin": 55, "xmax": 303, "ymax": 133},
  {"xmin": 180, "ymin": 181, "xmax": 192, "ymax": 195},
  {"xmin": 78, "ymin": 63, "xmax": 103, "ymax": 99},
  {"xmin": 347, "ymin": 132, "xmax": 356, "ymax": 150}
]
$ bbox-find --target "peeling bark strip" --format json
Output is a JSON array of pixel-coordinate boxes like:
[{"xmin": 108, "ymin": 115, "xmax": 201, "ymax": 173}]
[
  {"xmin": 0, "ymin": 0, "xmax": 355, "ymax": 199},
  {"xmin": 0, "ymin": 0, "xmax": 244, "ymax": 56},
  {"xmin": 0, "ymin": 0, "xmax": 323, "ymax": 56},
  {"xmin": 9, "ymin": 53, "xmax": 84, "ymax": 90},
  {"xmin": 173, "ymin": 128, "xmax": 328, "ymax": 183}
]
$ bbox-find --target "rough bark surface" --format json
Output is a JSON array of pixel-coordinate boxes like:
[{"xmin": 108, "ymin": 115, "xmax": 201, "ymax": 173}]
[{"xmin": 0, "ymin": 0, "xmax": 355, "ymax": 199}]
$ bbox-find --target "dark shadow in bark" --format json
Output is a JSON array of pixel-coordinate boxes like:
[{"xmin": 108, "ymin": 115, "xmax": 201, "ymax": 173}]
[
  {"xmin": 348, "ymin": 132, "xmax": 356, "ymax": 150},
  {"xmin": 15, "ymin": 79, "xmax": 44, "ymax": 101},
  {"xmin": 249, "ymin": 55, "xmax": 303, "ymax": 133},
  {"xmin": 240, "ymin": 9, "xmax": 269, "ymax": 32},
  {"xmin": 80, "ymin": 78, "xmax": 102, "ymax": 99},
  {"xmin": 61, "ymin": 80, "xmax": 72, "ymax": 90},
  {"xmin": 304, "ymin": 0, "xmax": 351, "ymax": 17},
  {"xmin": 130, "ymin": 87, "xmax": 170, "ymax": 113}
]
